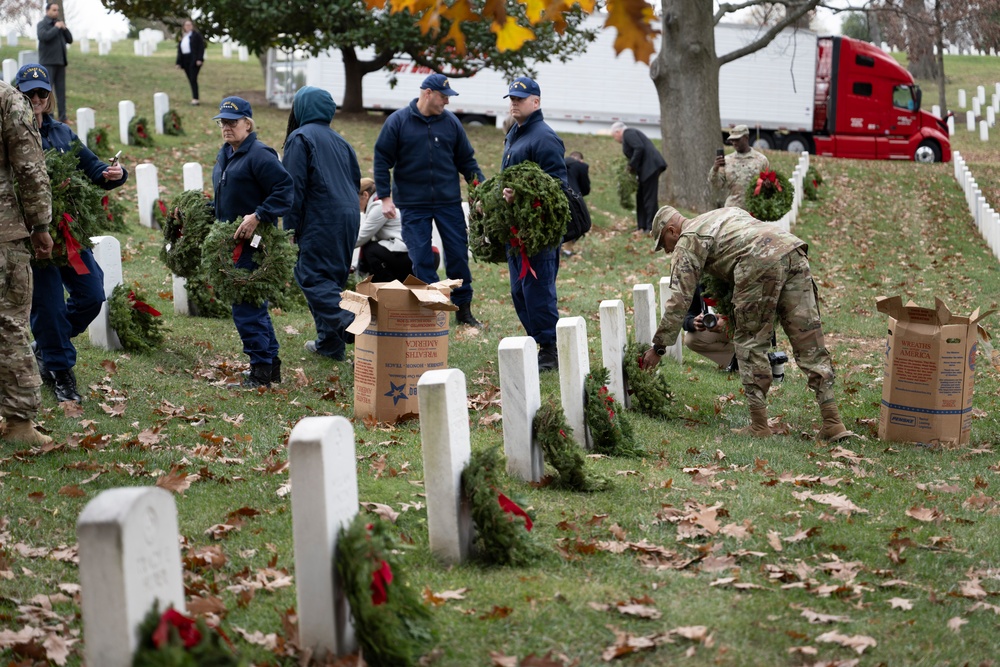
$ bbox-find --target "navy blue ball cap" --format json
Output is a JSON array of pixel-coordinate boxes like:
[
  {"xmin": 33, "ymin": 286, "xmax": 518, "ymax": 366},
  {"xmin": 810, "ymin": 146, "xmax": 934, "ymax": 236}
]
[
  {"xmin": 421, "ymin": 73, "xmax": 458, "ymax": 96},
  {"xmin": 15, "ymin": 64, "xmax": 51, "ymax": 92},
  {"xmin": 504, "ymin": 76, "xmax": 540, "ymax": 99},
  {"xmin": 213, "ymin": 96, "xmax": 253, "ymax": 120}
]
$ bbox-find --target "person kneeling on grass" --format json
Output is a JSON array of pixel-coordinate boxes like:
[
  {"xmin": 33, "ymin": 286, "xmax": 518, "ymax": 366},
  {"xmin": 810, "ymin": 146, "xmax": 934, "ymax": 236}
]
[{"xmin": 640, "ymin": 205, "xmax": 854, "ymax": 441}]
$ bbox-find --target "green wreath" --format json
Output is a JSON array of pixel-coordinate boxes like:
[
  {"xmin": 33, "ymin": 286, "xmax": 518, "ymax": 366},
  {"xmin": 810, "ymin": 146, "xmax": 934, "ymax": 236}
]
[
  {"xmin": 803, "ymin": 165, "xmax": 823, "ymax": 201},
  {"xmin": 132, "ymin": 601, "xmax": 244, "ymax": 666},
  {"xmin": 467, "ymin": 162, "xmax": 568, "ymax": 264},
  {"xmin": 534, "ymin": 400, "xmax": 611, "ymax": 492},
  {"xmin": 461, "ymin": 446, "xmax": 542, "ymax": 566},
  {"xmin": 160, "ymin": 190, "xmax": 215, "ymax": 278},
  {"xmin": 200, "ymin": 219, "xmax": 296, "ymax": 306},
  {"xmin": 86, "ymin": 125, "xmax": 112, "ymax": 154},
  {"xmin": 163, "ymin": 109, "xmax": 185, "ymax": 136},
  {"xmin": 615, "ymin": 157, "xmax": 638, "ymax": 210},
  {"xmin": 128, "ymin": 116, "xmax": 155, "ymax": 147},
  {"xmin": 623, "ymin": 340, "xmax": 677, "ymax": 420},
  {"xmin": 699, "ymin": 274, "xmax": 735, "ymax": 322},
  {"xmin": 744, "ymin": 169, "xmax": 793, "ymax": 221},
  {"xmin": 468, "ymin": 179, "xmax": 506, "ymax": 264},
  {"xmin": 337, "ymin": 515, "xmax": 436, "ymax": 666},
  {"xmin": 108, "ymin": 283, "xmax": 167, "ymax": 354},
  {"xmin": 584, "ymin": 367, "xmax": 640, "ymax": 457},
  {"xmin": 184, "ymin": 276, "xmax": 231, "ymax": 319},
  {"xmin": 100, "ymin": 193, "xmax": 130, "ymax": 233}
]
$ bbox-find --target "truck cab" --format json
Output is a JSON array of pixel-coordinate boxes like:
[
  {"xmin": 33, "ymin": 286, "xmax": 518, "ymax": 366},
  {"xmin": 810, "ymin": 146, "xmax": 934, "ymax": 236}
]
[{"xmin": 812, "ymin": 37, "xmax": 951, "ymax": 162}]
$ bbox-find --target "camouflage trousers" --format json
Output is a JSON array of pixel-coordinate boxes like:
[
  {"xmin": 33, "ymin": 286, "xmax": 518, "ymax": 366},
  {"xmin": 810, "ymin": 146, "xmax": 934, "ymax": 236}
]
[
  {"xmin": 731, "ymin": 248, "xmax": 836, "ymax": 410},
  {"xmin": 0, "ymin": 241, "xmax": 41, "ymax": 421}
]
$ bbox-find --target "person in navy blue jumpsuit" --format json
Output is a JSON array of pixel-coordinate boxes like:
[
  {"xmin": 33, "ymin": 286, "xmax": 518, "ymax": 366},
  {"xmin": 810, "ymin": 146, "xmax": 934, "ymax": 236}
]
[
  {"xmin": 211, "ymin": 97, "xmax": 294, "ymax": 388},
  {"xmin": 282, "ymin": 86, "xmax": 361, "ymax": 362},
  {"xmin": 16, "ymin": 64, "xmax": 128, "ymax": 403}
]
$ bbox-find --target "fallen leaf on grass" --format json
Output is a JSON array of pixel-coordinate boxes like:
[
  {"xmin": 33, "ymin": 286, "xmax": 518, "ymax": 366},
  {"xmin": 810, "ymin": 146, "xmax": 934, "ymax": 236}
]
[
  {"xmin": 616, "ymin": 603, "xmax": 661, "ymax": 619},
  {"xmin": 60, "ymin": 401, "xmax": 84, "ymax": 417},
  {"xmin": 787, "ymin": 645, "xmax": 818, "ymax": 655},
  {"xmin": 905, "ymin": 505, "xmax": 943, "ymax": 522},
  {"xmin": 187, "ymin": 595, "xmax": 226, "ymax": 615},
  {"xmin": 57, "ymin": 485, "xmax": 86, "ymax": 498},
  {"xmin": 423, "ymin": 587, "xmax": 468, "ymax": 606},
  {"xmin": 360, "ymin": 502, "xmax": 399, "ymax": 523},
  {"xmin": 815, "ymin": 631, "xmax": 877, "ymax": 654},
  {"xmin": 791, "ymin": 491, "xmax": 868, "ymax": 515},
  {"xmin": 888, "ymin": 597, "xmax": 913, "ymax": 610},
  {"xmin": 480, "ymin": 605, "xmax": 512, "ymax": 620},
  {"xmin": 490, "ymin": 652, "xmax": 518, "ymax": 667},
  {"xmin": 799, "ymin": 607, "xmax": 851, "ymax": 624},
  {"xmin": 155, "ymin": 466, "xmax": 199, "ymax": 494},
  {"xmin": 947, "ymin": 616, "xmax": 968, "ymax": 633}
]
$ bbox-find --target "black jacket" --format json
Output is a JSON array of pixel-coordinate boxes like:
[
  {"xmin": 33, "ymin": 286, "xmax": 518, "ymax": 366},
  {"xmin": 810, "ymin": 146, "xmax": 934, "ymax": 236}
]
[
  {"xmin": 175, "ymin": 30, "xmax": 205, "ymax": 65},
  {"xmin": 622, "ymin": 128, "xmax": 666, "ymax": 182},
  {"xmin": 565, "ymin": 156, "xmax": 590, "ymax": 196},
  {"xmin": 37, "ymin": 18, "xmax": 72, "ymax": 66}
]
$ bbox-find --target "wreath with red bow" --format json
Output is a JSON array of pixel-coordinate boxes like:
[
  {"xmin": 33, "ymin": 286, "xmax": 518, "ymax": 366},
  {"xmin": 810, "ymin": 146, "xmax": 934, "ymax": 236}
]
[
  {"xmin": 583, "ymin": 366, "xmax": 640, "ymax": 457},
  {"xmin": 163, "ymin": 109, "xmax": 185, "ymax": 136},
  {"xmin": 336, "ymin": 515, "xmax": 436, "ymax": 666},
  {"xmin": 160, "ymin": 190, "xmax": 215, "ymax": 278},
  {"xmin": 744, "ymin": 169, "xmax": 793, "ymax": 222},
  {"xmin": 128, "ymin": 116, "xmax": 155, "ymax": 147},
  {"xmin": 804, "ymin": 165, "xmax": 823, "ymax": 201},
  {"xmin": 200, "ymin": 218, "xmax": 296, "ymax": 306},
  {"xmin": 623, "ymin": 341, "xmax": 678, "ymax": 420},
  {"xmin": 132, "ymin": 601, "xmax": 243, "ymax": 666},
  {"xmin": 533, "ymin": 399, "xmax": 612, "ymax": 491},
  {"xmin": 108, "ymin": 283, "xmax": 166, "ymax": 353},
  {"xmin": 86, "ymin": 125, "xmax": 112, "ymax": 154}
]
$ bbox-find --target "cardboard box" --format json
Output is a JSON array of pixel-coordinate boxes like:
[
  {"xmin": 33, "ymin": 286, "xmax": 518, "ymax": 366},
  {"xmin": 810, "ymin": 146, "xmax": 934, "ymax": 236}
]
[
  {"xmin": 342, "ymin": 277, "xmax": 459, "ymax": 423},
  {"xmin": 876, "ymin": 296, "xmax": 994, "ymax": 445}
]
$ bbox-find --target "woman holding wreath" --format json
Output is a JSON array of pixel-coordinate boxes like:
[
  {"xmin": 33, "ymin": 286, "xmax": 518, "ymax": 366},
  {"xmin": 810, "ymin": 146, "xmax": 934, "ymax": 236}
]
[
  {"xmin": 15, "ymin": 64, "xmax": 128, "ymax": 404},
  {"xmin": 211, "ymin": 96, "xmax": 293, "ymax": 388}
]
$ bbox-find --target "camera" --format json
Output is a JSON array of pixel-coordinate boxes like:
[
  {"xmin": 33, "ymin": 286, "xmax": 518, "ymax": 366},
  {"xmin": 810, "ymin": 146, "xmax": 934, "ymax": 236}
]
[
  {"xmin": 702, "ymin": 313, "xmax": 718, "ymax": 330},
  {"xmin": 768, "ymin": 351, "xmax": 788, "ymax": 381}
]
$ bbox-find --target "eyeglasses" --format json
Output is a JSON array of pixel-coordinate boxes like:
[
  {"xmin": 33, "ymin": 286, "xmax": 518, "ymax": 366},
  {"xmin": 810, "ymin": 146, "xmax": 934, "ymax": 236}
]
[
  {"xmin": 215, "ymin": 118, "xmax": 241, "ymax": 128},
  {"xmin": 26, "ymin": 89, "xmax": 50, "ymax": 100}
]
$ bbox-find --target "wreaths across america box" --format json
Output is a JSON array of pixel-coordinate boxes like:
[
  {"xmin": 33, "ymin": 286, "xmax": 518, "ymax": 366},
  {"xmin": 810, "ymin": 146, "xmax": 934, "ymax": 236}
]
[
  {"xmin": 876, "ymin": 296, "xmax": 995, "ymax": 446},
  {"xmin": 342, "ymin": 277, "xmax": 460, "ymax": 423}
]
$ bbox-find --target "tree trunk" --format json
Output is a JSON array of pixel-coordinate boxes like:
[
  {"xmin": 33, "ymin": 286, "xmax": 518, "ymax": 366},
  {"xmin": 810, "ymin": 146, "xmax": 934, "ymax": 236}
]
[
  {"xmin": 341, "ymin": 47, "xmax": 397, "ymax": 113},
  {"xmin": 650, "ymin": 0, "xmax": 720, "ymax": 212},
  {"xmin": 935, "ymin": 1, "xmax": 947, "ymax": 113},
  {"xmin": 904, "ymin": 0, "xmax": 938, "ymax": 80}
]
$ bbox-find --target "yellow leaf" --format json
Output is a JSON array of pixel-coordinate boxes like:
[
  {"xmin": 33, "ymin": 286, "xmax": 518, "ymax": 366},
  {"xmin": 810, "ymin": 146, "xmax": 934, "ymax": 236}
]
[
  {"xmin": 520, "ymin": 0, "xmax": 548, "ymax": 23},
  {"xmin": 442, "ymin": 0, "xmax": 481, "ymax": 53},
  {"xmin": 390, "ymin": 0, "xmax": 438, "ymax": 17},
  {"xmin": 604, "ymin": 0, "xmax": 658, "ymax": 64},
  {"xmin": 492, "ymin": 16, "xmax": 536, "ymax": 52}
]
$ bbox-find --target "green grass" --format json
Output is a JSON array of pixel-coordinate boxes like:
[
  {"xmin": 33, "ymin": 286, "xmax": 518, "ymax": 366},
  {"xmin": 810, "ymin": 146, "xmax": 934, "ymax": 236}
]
[{"xmin": 2, "ymin": 40, "xmax": 1000, "ymax": 666}]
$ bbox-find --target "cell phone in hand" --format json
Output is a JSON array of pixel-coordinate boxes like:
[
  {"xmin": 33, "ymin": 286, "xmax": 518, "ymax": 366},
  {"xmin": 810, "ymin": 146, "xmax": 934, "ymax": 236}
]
[
  {"xmin": 109, "ymin": 150, "xmax": 122, "ymax": 167},
  {"xmin": 716, "ymin": 148, "xmax": 724, "ymax": 157}
]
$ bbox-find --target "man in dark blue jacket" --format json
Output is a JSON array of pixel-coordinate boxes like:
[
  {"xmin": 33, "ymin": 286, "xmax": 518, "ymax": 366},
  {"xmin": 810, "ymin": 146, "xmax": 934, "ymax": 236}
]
[
  {"xmin": 373, "ymin": 74, "xmax": 485, "ymax": 326},
  {"xmin": 501, "ymin": 77, "xmax": 567, "ymax": 372},
  {"xmin": 283, "ymin": 87, "xmax": 361, "ymax": 362}
]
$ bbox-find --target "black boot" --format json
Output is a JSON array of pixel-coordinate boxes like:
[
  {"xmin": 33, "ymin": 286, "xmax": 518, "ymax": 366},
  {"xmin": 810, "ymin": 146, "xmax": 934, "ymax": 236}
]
[
  {"xmin": 52, "ymin": 369, "xmax": 82, "ymax": 403},
  {"xmin": 538, "ymin": 345, "xmax": 559, "ymax": 372},
  {"xmin": 455, "ymin": 303, "xmax": 482, "ymax": 328},
  {"xmin": 31, "ymin": 342, "xmax": 55, "ymax": 389},
  {"xmin": 724, "ymin": 355, "xmax": 739, "ymax": 373},
  {"xmin": 241, "ymin": 363, "xmax": 273, "ymax": 388},
  {"xmin": 242, "ymin": 357, "xmax": 281, "ymax": 384}
]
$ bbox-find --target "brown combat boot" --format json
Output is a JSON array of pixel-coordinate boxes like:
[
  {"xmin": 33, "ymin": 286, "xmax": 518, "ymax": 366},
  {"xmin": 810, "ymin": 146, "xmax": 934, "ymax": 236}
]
[
  {"xmin": 732, "ymin": 407, "xmax": 772, "ymax": 438},
  {"xmin": 3, "ymin": 419, "xmax": 53, "ymax": 446},
  {"xmin": 818, "ymin": 403, "xmax": 854, "ymax": 442}
]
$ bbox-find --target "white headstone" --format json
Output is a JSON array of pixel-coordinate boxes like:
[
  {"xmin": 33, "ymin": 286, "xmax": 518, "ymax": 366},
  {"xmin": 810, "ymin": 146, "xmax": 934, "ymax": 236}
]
[
  {"xmin": 88, "ymin": 236, "xmax": 123, "ymax": 350},
  {"xmin": 143, "ymin": 41, "xmax": 153, "ymax": 57},
  {"xmin": 238, "ymin": 45, "xmax": 249, "ymax": 62},
  {"xmin": 632, "ymin": 284, "xmax": 657, "ymax": 346},
  {"xmin": 222, "ymin": 42, "xmax": 233, "ymax": 58},
  {"xmin": 958, "ymin": 89, "xmax": 967, "ymax": 108},
  {"xmin": 99, "ymin": 40, "xmax": 111, "ymax": 56},
  {"xmin": 498, "ymin": 337, "xmax": 543, "ymax": 482},
  {"xmin": 136, "ymin": 164, "xmax": 159, "ymax": 229},
  {"xmin": 978, "ymin": 85, "xmax": 987, "ymax": 105},
  {"xmin": 967, "ymin": 110, "xmax": 976, "ymax": 131},
  {"xmin": 183, "ymin": 162, "xmax": 204, "ymax": 191},
  {"xmin": 172, "ymin": 275, "xmax": 189, "ymax": 316},
  {"xmin": 80, "ymin": 38, "xmax": 90, "ymax": 54},
  {"xmin": 996, "ymin": 82, "xmax": 1000, "ymax": 98},
  {"xmin": 5, "ymin": 30, "xmax": 16, "ymax": 47},
  {"xmin": 77, "ymin": 487, "xmax": 185, "ymax": 667},
  {"xmin": 657, "ymin": 277, "xmax": 684, "ymax": 363},
  {"xmin": 947, "ymin": 115, "xmax": 955, "ymax": 136},
  {"xmin": 989, "ymin": 106, "xmax": 996, "ymax": 128},
  {"xmin": 993, "ymin": 93, "xmax": 999, "ymax": 112},
  {"xmin": 2, "ymin": 58, "xmax": 17, "ymax": 85},
  {"xmin": 931, "ymin": 104, "xmax": 941, "ymax": 119},
  {"xmin": 599, "ymin": 299, "xmax": 627, "ymax": 406},
  {"xmin": 118, "ymin": 100, "xmax": 135, "ymax": 145},
  {"xmin": 973, "ymin": 97, "xmax": 981, "ymax": 116},
  {"xmin": 557, "ymin": 316, "xmax": 590, "ymax": 450},
  {"xmin": 417, "ymin": 369, "xmax": 473, "ymax": 564},
  {"xmin": 132, "ymin": 40, "xmax": 143, "ymax": 56},
  {"xmin": 980, "ymin": 120, "xmax": 989, "ymax": 142},
  {"xmin": 289, "ymin": 416, "xmax": 359, "ymax": 658},
  {"xmin": 153, "ymin": 92, "xmax": 169, "ymax": 134},
  {"xmin": 77, "ymin": 108, "xmax": 95, "ymax": 144},
  {"xmin": 17, "ymin": 50, "xmax": 37, "ymax": 67}
]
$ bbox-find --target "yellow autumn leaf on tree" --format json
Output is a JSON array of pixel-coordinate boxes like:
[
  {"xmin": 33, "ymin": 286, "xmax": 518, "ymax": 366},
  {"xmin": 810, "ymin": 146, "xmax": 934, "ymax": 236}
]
[
  {"xmin": 390, "ymin": 0, "xmax": 438, "ymax": 17},
  {"xmin": 442, "ymin": 0, "xmax": 481, "ymax": 53},
  {"xmin": 604, "ymin": 0, "xmax": 658, "ymax": 64},
  {"xmin": 520, "ymin": 0, "xmax": 547, "ymax": 23},
  {"xmin": 492, "ymin": 16, "xmax": 536, "ymax": 52}
]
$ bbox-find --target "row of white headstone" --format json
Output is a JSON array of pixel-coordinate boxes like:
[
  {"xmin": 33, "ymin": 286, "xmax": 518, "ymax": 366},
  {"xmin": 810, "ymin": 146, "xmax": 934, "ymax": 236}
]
[
  {"xmin": 768, "ymin": 151, "xmax": 810, "ymax": 234},
  {"xmin": 953, "ymin": 151, "xmax": 1000, "ymax": 261}
]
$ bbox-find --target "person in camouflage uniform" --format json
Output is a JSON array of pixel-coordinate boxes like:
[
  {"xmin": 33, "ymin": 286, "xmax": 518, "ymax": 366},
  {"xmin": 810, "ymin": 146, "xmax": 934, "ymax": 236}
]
[
  {"xmin": 708, "ymin": 125, "xmax": 770, "ymax": 210},
  {"xmin": 641, "ymin": 205, "xmax": 852, "ymax": 441},
  {"xmin": 0, "ymin": 80, "xmax": 54, "ymax": 446}
]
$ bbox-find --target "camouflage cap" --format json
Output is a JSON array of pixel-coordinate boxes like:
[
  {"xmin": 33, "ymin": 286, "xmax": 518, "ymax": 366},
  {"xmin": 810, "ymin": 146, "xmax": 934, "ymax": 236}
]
[
  {"xmin": 727, "ymin": 124, "xmax": 749, "ymax": 142},
  {"xmin": 651, "ymin": 205, "xmax": 683, "ymax": 252}
]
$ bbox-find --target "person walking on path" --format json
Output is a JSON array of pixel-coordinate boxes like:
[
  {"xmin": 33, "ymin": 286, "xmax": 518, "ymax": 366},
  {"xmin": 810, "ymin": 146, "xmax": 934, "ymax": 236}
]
[
  {"xmin": 642, "ymin": 205, "xmax": 853, "ymax": 442},
  {"xmin": 610, "ymin": 121, "xmax": 666, "ymax": 233},
  {"xmin": 36, "ymin": 2, "xmax": 72, "ymax": 123},
  {"xmin": 708, "ymin": 125, "xmax": 770, "ymax": 209},
  {"xmin": 373, "ymin": 73, "xmax": 485, "ymax": 327},
  {"xmin": 282, "ymin": 86, "xmax": 361, "ymax": 362},
  {"xmin": 175, "ymin": 19, "xmax": 205, "ymax": 106},
  {"xmin": 0, "ymin": 79, "xmax": 55, "ymax": 446}
]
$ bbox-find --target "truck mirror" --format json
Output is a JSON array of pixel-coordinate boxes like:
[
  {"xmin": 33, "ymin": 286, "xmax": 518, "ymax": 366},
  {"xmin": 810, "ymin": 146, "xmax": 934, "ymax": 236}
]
[{"xmin": 914, "ymin": 87, "xmax": 922, "ymax": 111}]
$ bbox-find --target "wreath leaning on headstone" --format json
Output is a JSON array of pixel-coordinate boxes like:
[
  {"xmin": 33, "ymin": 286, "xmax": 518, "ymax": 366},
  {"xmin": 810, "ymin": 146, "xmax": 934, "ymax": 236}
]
[
  {"xmin": 100, "ymin": 193, "xmax": 130, "ymax": 233},
  {"xmin": 583, "ymin": 366, "xmax": 641, "ymax": 457},
  {"xmin": 128, "ymin": 116, "xmax": 155, "ymax": 147},
  {"xmin": 336, "ymin": 515, "xmax": 437, "ymax": 667},
  {"xmin": 461, "ymin": 445, "xmax": 542, "ymax": 566},
  {"xmin": 803, "ymin": 165, "xmax": 823, "ymax": 201},
  {"xmin": 86, "ymin": 125, "xmax": 112, "ymax": 154},
  {"xmin": 160, "ymin": 190, "xmax": 215, "ymax": 278},
  {"xmin": 623, "ymin": 340, "xmax": 677, "ymax": 420},
  {"xmin": 185, "ymin": 275, "xmax": 231, "ymax": 319},
  {"xmin": 744, "ymin": 168, "xmax": 793, "ymax": 222},
  {"xmin": 163, "ymin": 109, "xmax": 184, "ymax": 136},
  {"xmin": 533, "ymin": 399, "xmax": 611, "ymax": 492},
  {"xmin": 108, "ymin": 283, "xmax": 166, "ymax": 354},
  {"xmin": 200, "ymin": 219, "xmax": 296, "ymax": 307},
  {"xmin": 132, "ymin": 601, "xmax": 244, "ymax": 666},
  {"xmin": 615, "ymin": 156, "xmax": 638, "ymax": 210}
]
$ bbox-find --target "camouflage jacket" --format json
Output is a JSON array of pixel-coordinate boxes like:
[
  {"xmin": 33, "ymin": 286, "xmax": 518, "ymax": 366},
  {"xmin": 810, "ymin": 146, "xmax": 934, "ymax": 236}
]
[
  {"xmin": 708, "ymin": 148, "xmax": 769, "ymax": 209},
  {"xmin": 0, "ymin": 81, "xmax": 51, "ymax": 244},
  {"xmin": 652, "ymin": 208, "xmax": 805, "ymax": 349}
]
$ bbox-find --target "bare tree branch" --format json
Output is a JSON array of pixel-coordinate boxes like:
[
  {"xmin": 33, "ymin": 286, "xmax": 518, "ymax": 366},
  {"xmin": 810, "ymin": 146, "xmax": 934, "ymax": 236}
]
[{"xmin": 717, "ymin": 0, "xmax": 821, "ymax": 65}]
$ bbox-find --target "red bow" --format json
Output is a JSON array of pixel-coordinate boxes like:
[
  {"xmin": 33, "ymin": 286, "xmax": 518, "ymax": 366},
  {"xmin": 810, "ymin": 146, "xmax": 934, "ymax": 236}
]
[
  {"xmin": 152, "ymin": 608, "xmax": 202, "ymax": 649},
  {"xmin": 58, "ymin": 213, "xmax": 90, "ymax": 275},
  {"xmin": 232, "ymin": 241, "xmax": 244, "ymax": 264},
  {"xmin": 753, "ymin": 170, "xmax": 783, "ymax": 196},
  {"xmin": 136, "ymin": 124, "xmax": 147, "ymax": 139},
  {"xmin": 508, "ymin": 226, "xmax": 536, "ymax": 280},
  {"xmin": 101, "ymin": 195, "xmax": 113, "ymax": 222},
  {"xmin": 128, "ymin": 291, "xmax": 161, "ymax": 317},
  {"xmin": 497, "ymin": 492, "xmax": 533, "ymax": 531},
  {"xmin": 157, "ymin": 200, "xmax": 167, "ymax": 217},
  {"xmin": 370, "ymin": 560, "xmax": 393, "ymax": 606}
]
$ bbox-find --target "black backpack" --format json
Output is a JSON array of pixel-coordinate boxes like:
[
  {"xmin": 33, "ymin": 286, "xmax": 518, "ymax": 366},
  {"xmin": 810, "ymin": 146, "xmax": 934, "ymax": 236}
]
[{"xmin": 561, "ymin": 183, "xmax": 591, "ymax": 243}]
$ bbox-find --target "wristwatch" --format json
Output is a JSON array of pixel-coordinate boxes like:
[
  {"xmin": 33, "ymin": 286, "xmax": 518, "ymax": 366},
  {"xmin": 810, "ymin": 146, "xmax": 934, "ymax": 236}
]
[{"xmin": 653, "ymin": 345, "xmax": 667, "ymax": 356}]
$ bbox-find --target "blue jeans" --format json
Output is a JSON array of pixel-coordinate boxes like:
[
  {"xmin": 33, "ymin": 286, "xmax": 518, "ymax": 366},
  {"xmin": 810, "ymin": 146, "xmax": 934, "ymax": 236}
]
[
  {"xmin": 507, "ymin": 245, "xmax": 560, "ymax": 348},
  {"xmin": 31, "ymin": 249, "xmax": 106, "ymax": 372},
  {"xmin": 232, "ymin": 241, "xmax": 279, "ymax": 365},
  {"xmin": 398, "ymin": 204, "xmax": 472, "ymax": 306}
]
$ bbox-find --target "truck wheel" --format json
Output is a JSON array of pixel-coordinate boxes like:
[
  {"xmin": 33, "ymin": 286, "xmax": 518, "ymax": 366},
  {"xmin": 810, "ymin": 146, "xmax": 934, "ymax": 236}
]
[
  {"xmin": 751, "ymin": 133, "xmax": 777, "ymax": 151},
  {"xmin": 914, "ymin": 140, "xmax": 940, "ymax": 163},
  {"xmin": 783, "ymin": 134, "xmax": 810, "ymax": 153}
]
